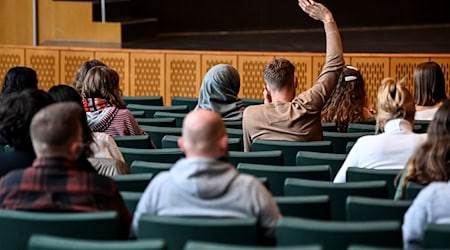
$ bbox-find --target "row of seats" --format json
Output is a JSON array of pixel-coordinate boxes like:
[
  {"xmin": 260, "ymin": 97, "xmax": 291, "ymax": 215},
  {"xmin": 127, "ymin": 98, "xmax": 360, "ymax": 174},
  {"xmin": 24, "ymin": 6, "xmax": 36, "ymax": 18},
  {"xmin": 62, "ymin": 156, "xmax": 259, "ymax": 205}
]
[{"xmin": 3, "ymin": 208, "xmax": 449, "ymax": 250}]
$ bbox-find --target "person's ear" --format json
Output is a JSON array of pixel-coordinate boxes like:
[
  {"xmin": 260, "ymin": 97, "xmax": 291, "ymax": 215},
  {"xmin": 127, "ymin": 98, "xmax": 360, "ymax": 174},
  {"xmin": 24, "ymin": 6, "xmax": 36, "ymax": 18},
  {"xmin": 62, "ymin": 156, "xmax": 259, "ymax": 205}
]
[
  {"xmin": 294, "ymin": 77, "xmax": 298, "ymax": 89},
  {"xmin": 69, "ymin": 141, "xmax": 83, "ymax": 159},
  {"xmin": 178, "ymin": 137, "xmax": 185, "ymax": 152},
  {"xmin": 219, "ymin": 135, "xmax": 228, "ymax": 153}
]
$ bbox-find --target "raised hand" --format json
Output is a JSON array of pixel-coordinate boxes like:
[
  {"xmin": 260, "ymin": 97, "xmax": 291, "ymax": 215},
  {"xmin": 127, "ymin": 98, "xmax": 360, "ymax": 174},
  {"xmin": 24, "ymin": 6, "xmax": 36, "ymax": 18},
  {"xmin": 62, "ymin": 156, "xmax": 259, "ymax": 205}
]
[{"xmin": 298, "ymin": 0, "xmax": 334, "ymax": 23}]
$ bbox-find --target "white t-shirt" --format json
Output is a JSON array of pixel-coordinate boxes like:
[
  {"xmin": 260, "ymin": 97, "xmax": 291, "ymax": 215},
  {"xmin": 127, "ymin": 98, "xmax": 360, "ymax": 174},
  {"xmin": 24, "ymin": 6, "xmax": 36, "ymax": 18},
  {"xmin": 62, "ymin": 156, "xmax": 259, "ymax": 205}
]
[{"xmin": 333, "ymin": 119, "xmax": 427, "ymax": 183}]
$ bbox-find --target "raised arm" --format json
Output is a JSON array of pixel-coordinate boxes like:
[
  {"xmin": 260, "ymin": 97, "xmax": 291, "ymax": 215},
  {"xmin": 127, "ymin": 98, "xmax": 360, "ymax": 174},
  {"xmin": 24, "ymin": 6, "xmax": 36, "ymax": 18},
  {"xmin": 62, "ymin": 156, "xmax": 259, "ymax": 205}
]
[{"xmin": 296, "ymin": 0, "xmax": 345, "ymax": 110}]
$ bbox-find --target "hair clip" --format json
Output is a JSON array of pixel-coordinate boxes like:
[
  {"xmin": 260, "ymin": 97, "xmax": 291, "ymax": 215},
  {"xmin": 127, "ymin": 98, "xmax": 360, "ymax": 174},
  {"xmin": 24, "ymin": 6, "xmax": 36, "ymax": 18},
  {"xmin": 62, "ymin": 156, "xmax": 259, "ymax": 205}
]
[{"xmin": 344, "ymin": 75, "xmax": 357, "ymax": 82}]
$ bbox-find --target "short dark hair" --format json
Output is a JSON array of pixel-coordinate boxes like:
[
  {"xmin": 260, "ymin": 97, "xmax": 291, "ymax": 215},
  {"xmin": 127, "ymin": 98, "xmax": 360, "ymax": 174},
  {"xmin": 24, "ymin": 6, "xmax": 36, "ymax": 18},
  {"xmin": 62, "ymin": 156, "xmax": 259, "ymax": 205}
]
[
  {"xmin": 414, "ymin": 61, "xmax": 447, "ymax": 106},
  {"xmin": 48, "ymin": 84, "xmax": 94, "ymax": 157},
  {"xmin": 1, "ymin": 67, "xmax": 38, "ymax": 96},
  {"xmin": 263, "ymin": 58, "xmax": 295, "ymax": 91},
  {"xmin": 0, "ymin": 89, "xmax": 53, "ymax": 150}
]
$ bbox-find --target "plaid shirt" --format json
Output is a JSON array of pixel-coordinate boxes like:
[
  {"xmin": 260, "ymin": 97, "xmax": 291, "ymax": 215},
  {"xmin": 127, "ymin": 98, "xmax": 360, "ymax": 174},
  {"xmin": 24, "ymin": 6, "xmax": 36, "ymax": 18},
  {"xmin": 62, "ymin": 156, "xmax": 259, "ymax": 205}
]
[{"xmin": 0, "ymin": 157, "xmax": 131, "ymax": 238}]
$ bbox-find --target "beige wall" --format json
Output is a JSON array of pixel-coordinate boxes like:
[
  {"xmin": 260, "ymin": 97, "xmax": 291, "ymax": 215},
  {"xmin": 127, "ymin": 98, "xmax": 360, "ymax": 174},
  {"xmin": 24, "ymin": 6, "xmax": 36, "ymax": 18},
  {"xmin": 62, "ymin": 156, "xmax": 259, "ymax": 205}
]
[
  {"xmin": 1, "ymin": 45, "xmax": 449, "ymax": 107},
  {"xmin": 38, "ymin": 0, "xmax": 121, "ymax": 44},
  {"xmin": 0, "ymin": 0, "xmax": 34, "ymax": 45}
]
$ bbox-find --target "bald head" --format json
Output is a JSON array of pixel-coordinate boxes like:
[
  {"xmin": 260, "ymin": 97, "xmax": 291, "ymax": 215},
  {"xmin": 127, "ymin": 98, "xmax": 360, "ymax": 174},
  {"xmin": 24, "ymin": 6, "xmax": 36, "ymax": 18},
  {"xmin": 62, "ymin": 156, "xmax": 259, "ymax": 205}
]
[{"xmin": 180, "ymin": 109, "xmax": 227, "ymax": 157}]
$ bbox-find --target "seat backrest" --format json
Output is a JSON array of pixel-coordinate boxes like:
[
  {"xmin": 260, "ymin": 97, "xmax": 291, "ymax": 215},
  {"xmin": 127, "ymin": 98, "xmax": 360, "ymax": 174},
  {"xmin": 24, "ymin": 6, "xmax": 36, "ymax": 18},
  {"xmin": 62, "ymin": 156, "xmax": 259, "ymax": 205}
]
[
  {"xmin": 276, "ymin": 217, "xmax": 402, "ymax": 250},
  {"xmin": 28, "ymin": 234, "xmax": 166, "ymax": 250},
  {"xmin": 347, "ymin": 123, "xmax": 377, "ymax": 133},
  {"xmin": 162, "ymin": 135, "xmax": 243, "ymax": 151},
  {"xmin": 131, "ymin": 111, "xmax": 146, "ymax": 118},
  {"xmin": 123, "ymin": 96, "xmax": 164, "ymax": 106},
  {"xmin": 136, "ymin": 117, "xmax": 177, "ymax": 127},
  {"xmin": 229, "ymin": 150, "xmax": 283, "ymax": 167},
  {"xmin": 241, "ymin": 98, "xmax": 263, "ymax": 107},
  {"xmin": 119, "ymin": 147, "xmax": 184, "ymax": 166},
  {"xmin": 237, "ymin": 163, "xmax": 331, "ymax": 196},
  {"xmin": 0, "ymin": 210, "xmax": 120, "ymax": 250},
  {"xmin": 296, "ymin": 151, "xmax": 347, "ymax": 179},
  {"xmin": 112, "ymin": 173, "xmax": 154, "ymax": 192},
  {"xmin": 323, "ymin": 131, "xmax": 372, "ymax": 154},
  {"xmin": 274, "ymin": 195, "xmax": 331, "ymax": 220},
  {"xmin": 140, "ymin": 126, "xmax": 182, "ymax": 149},
  {"xmin": 120, "ymin": 191, "xmax": 143, "ymax": 214},
  {"xmin": 171, "ymin": 96, "xmax": 198, "ymax": 111},
  {"xmin": 130, "ymin": 161, "xmax": 173, "ymax": 174},
  {"xmin": 346, "ymin": 167, "xmax": 400, "ymax": 198},
  {"xmin": 113, "ymin": 135, "xmax": 154, "ymax": 149},
  {"xmin": 405, "ymin": 181, "xmax": 425, "ymax": 200},
  {"xmin": 224, "ymin": 120, "xmax": 243, "ymax": 129},
  {"xmin": 138, "ymin": 215, "xmax": 258, "ymax": 250},
  {"xmin": 347, "ymin": 245, "xmax": 401, "ymax": 250},
  {"xmin": 284, "ymin": 178, "xmax": 388, "ymax": 220},
  {"xmin": 345, "ymin": 196, "xmax": 411, "ymax": 222},
  {"xmin": 321, "ymin": 122, "xmax": 337, "ymax": 132},
  {"xmin": 226, "ymin": 128, "xmax": 243, "ymax": 139},
  {"xmin": 154, "ymin": 111, "xmax": 187, "ymax": 127},
  {"xmin": 183, "ymin": 241, "xmax": 322, "ymax": 250},
  {"xmin": 127, "ymin": 104, "xmax": 189, "ymax": 118},
  {"xmin": 424, "ymin": 223, "xmax": 450, "ymax": 249},
  {"xmin": 252, "ymin": 140, "xmax": 333, "ymax": 166}
]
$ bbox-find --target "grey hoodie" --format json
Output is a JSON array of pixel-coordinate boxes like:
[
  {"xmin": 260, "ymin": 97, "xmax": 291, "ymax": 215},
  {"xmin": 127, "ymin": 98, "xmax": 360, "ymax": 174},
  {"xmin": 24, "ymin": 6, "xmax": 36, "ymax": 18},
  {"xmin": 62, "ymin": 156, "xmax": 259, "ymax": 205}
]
[{"xmin": 132, "ymin": 157, "xmax": 280, "ymax": 239}]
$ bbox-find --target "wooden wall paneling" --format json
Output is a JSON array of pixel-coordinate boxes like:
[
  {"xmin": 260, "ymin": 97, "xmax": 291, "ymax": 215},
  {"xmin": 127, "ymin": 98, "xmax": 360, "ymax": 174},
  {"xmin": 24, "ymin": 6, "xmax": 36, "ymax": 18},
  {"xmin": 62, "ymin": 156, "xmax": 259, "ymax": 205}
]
[
  {"xmin": 130, "ymin": 52, "xmax": 165, "ymax": 97},
  {"xmin": 237, "ymin": 55, "xmax": 274, "ymax": 99},
  {"xmin": 60, "ymin": 50, "xmax": 94, "ymax": 85},
  {"xmin": 281, "ymin": 55, "xmax": 313, "ymax": 94},
  {"xmin": 95, "ymin": 51, "xmax": 130, "ymax": 96},
  {"xmin": 390, "ymin": 57, "xmax": 430, "ymax": 93},
  {"xmin": 165, "ymin": 53, "xmax": 201, "ymax": 105},
  {"xmin": 0, "ymin": 47, "xmax": 25, "ymax": 83},
  {"xmin": 349, "ymin": 56, "xmax": 390, "ymax": 108},
  {"xmin": 201, "ymin": 54, "xmax": 238, "ymax": 81},
  {"xmin": 430, "ymin": 57, "xmax": 450, "ymax": 97},
  {"xmin": 25, "ymin": 48, "xmax": 60, "ymax": 91}
]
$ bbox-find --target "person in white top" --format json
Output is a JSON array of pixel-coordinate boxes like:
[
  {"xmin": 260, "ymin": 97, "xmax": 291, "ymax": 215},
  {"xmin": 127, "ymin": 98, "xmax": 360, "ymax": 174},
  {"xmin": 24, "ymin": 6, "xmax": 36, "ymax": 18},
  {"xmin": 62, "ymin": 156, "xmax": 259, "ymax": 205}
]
[
  {"xmin": 334, "ymin": 77, "xmax": 427, "ymax": 183},
  {"xmin": 414, "ymin": 61, "xmax": 447, "ymax": 121}
]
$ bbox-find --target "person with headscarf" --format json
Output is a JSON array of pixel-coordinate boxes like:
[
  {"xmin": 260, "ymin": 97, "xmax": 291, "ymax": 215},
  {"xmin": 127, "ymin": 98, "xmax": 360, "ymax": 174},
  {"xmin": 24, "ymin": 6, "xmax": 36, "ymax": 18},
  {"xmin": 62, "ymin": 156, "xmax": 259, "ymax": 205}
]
[{"xmin": 196, "ymin": 64, "xmax": 245, "ymax": 121}]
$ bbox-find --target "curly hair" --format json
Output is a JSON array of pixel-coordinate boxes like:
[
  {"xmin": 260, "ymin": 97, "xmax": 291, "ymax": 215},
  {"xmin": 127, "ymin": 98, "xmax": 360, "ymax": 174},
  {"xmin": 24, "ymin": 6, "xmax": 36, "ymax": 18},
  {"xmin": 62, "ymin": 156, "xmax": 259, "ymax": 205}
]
[
  {"xmin": 79, "ymin": 66, "xmax": 126, "ymax": 109},
  {"xmin": 0, "ymin": 89, "xmax": 53, "ymax": 150},
  {"xmin": 376, "ymin": 78, "xmax": 415, "ymax": 131},
  {"xmin": 1, "ymin": 66, "xmax": 38, "ymax": 97},
  {"xmin": 322, "ymin": 66, "xmax": 367, "ymax": 132}
]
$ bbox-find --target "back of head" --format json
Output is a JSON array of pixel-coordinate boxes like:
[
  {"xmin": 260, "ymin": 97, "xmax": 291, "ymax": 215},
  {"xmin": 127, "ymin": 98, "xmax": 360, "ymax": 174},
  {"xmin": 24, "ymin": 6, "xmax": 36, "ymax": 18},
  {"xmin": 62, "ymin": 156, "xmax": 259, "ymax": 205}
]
[
  {"xmin": 48, "ymin": 84, "xmax": 94, "ymax": 156},
  {"xmin": 406, "ymin": 136, "xmax": 450, "ymax": 186},
  {"xmin": 181, "ymin": 109, "xmax": 227, "ymax": 156},
  {"xmin": 322, "ymin": 65, "xmax": 367, "ymax": 131},
  {"xmin": 414, "ymin": 61, "xmax": 447, "ymax": 106},
  {"xmin": 427, "ymin": 100, "xmax": 450, "ymax": 140},
  {"xmin": 30, "ymin": 102, "xmax": 82, "ymax": 157},
  {"xmin": 1, "ymin": 67, "xmax": 38, "ymax": 96},
  {"xmin": 376, "ymin": 77, "xmax": 415, "ymax": 128},
  {"xmin": 73, "ymin": 59, "xmax": 106, "ymax": 92},
  {"xmin": 0, "ymin": 89, "xmax": 54, "ymax": 150},
  {"xmin": 200, "ymin": 64, "xmax": 241, "ymax": 100},
  {"xmin": 263, "ymin": 58, "xmax": 295, "ymax": 91},
  {"xmin": 48, "ymin": 84, "xmax": 83, "ymax": 106},
  {"xmin": 80, "ymin": 65, "xmax": 125, "ymax": 108}
]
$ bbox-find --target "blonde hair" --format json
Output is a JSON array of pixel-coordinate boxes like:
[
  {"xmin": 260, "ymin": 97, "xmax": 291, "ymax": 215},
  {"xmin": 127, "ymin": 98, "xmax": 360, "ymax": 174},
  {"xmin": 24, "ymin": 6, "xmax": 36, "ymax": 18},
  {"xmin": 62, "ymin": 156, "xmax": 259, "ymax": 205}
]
[{"xmin": 376, "ymin": 78, "xmax": 415, "ymax": 131}]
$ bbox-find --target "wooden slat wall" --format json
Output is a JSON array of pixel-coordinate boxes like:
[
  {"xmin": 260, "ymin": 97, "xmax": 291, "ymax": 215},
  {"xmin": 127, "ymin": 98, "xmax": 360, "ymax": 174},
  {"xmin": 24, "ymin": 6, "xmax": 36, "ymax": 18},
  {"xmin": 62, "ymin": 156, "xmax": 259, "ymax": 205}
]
[{"xmin": 0, "ymin": 45, "xmax": 449, "ymax": 107}]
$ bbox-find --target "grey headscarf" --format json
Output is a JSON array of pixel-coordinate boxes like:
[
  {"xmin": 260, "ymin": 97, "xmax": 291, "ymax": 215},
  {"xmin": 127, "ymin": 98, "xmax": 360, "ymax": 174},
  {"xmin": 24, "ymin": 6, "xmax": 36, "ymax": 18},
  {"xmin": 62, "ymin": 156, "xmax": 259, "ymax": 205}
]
[{"xmin": 196, "ymin": 64, "xmax": 245, "ymax": 121}]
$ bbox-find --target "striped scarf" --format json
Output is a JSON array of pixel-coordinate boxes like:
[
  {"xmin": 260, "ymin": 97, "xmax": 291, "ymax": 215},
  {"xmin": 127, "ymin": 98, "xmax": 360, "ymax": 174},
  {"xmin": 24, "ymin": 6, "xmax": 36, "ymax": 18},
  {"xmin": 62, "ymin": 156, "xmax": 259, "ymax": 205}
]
[{"xmin": 82, "ymin": 98, "xmax": 112, "ymax": 112}]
